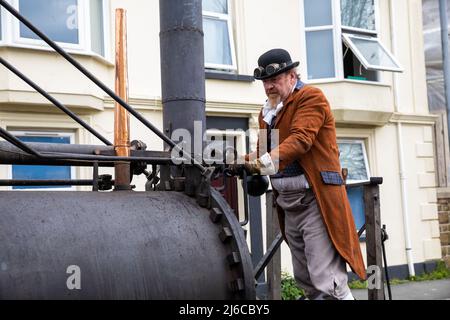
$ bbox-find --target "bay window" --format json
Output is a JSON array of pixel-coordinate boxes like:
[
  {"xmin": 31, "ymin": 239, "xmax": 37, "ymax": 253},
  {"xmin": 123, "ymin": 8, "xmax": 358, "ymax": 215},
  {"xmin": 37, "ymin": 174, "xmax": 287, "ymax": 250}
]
[
  {"xmin": 301, "ymin": 0, "xmax": 402, "ymax": 82},
  {"xmin": 0, "ymin": 0, "xmax": 108, "ymax": 57}
]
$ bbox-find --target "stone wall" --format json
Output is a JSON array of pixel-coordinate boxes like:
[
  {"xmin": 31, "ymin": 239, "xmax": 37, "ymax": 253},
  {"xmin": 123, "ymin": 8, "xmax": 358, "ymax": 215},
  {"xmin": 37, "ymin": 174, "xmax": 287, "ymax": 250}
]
[{"xmin": 437, "ymin": 196, "xmax": 450, "ymax": 267}]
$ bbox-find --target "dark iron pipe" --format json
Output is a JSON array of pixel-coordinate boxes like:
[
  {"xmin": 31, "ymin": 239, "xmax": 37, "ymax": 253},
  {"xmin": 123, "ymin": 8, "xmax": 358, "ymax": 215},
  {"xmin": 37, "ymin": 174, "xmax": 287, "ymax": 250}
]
[
  {"xmin": 0, "ymin": 139, "xmax": 173, "ymax": 165},
  {"xmin": 253, "ymin": 233, "xmax": 283, "ymax": 280},
  {"xmin": 0, "ymin": 127, "xmax": 41, "ymax": 156},
  {"xmin": 381, "ymin": 225, "xmax": 392, "ymax": 300},
  {"xmin": 0, "ymin": 141, "xmax": 112, "ymax": 155},
  {"xmin": 0, "ymin": 0, "xmax": 206, "ymax": 174},
  {"xmin": 240, "ymin": 170, "xmax": 250, "ymax": 226},
  {"xmin": 0, "ymin": 57, "xmax": 112, "ymax": 146},
  {"xmin": 0, "ymin": 179, "xmax": 96, "ymax": 186},
  {"xmin": 159, "ymin": 0, "xmax": 207, "ymax": 189}
]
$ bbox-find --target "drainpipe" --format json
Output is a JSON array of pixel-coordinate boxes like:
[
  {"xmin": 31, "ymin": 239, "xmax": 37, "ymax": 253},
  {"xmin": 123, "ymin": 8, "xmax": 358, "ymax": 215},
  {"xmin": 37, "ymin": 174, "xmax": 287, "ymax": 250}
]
[
  {"xmin": 439, "ymin": 0, "xmax": 450, "ymax": 167},
  {"xmin": 390, "ymin": 0, "xmax": 415, "ymax": 276}
]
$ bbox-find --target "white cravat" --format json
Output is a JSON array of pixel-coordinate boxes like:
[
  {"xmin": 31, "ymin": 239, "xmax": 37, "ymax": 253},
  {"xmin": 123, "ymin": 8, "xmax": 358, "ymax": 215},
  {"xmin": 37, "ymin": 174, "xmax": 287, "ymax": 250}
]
[
  {"xmin": 262, "ymin": 100, "xmax": 283, "ymax": 125},
  {"xmin": 261, "ymin": 81, "xmax": 297, "ymax": 125}
]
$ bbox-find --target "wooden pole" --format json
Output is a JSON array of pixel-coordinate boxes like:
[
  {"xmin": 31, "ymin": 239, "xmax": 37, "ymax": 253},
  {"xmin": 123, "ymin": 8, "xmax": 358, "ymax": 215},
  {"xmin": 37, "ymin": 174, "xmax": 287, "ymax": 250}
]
[
  {"xmin": 114, "ymin": 8, "xmax": 131, "ymax": 190},
  {"xmin": 266, "ymin": 190, "xmax": 281, "ymax": 300},
  {"xmin": 364, "ymin": 182, "xmax": 385, "ymax": 300}
]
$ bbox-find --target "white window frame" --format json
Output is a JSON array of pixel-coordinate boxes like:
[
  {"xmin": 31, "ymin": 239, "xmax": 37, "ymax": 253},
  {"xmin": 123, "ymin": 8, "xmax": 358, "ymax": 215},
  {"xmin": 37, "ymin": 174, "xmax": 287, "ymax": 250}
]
[
  {"xmin": 12, "ymin": 0, "xmax": 86, "ymax": 51},
  {"xmin": 301, "ymin": 0, "xmax": 401, "ymax": 83},
  {"xmin": 7, "ymin": 130, "xmax": 76, "ymax": 191},
  {"xmin": 0, "ymin": 6, "xmax": 4, "ymax": 43},
  {"xmin": 340, "ymin": 0, "xmax": 379, "ymax": 35},
  {"xmin": 0, "ymin": 0, "xmax": 110, "ymax": 59},
  {"xmin": 342, "ymin": 33, "xmax": 403, "ymax": 72},
  {"xmin": 203, "ymin": 0, "xmax": 237, "ymax": 71},
  {"xmin": 337, "ymin": 139, "xmax": 371, "ymax": 184},
  {"xmin": 300, "ymin": 0, "xmax": 340, "ymax": 82}
]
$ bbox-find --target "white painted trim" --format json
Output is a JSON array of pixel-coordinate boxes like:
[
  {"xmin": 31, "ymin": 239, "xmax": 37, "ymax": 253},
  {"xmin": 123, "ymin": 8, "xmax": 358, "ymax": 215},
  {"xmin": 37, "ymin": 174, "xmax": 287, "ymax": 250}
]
[
  {"xmin": 342, "ymin": 33, "xmax": 403, "ymax": 72},
  {"xmin": 203, "ymin": 0, "xmax": 237, "ymax": 71},
  {"xmin": 337, "ymin": 138, "xmax": 371, "ymax": 184},
  {"xmin": 102, "ymin": 0, "xmax": 111, "ymax": 62},
  {"xmin": 0, "ymin": 0, "xmax": 108, "ymax": 58},
  {"xmin": 12, "ymin": 0, "xmax": 85, "ymax": 51},
  {"xmin": 341, "ymin": 26, "xmax": 377, "ymax": 35},
  {"xmin": 336, "ymin": 127, "xmax": 377, "ymax": 175},
  {"xmin": 300, "ymin": 0, "xmax": 339, "ymax": 81},
  {"xmin": 301, "ymin": 0, "xmax": 400, "ymax": 81},
  {"xmin": 305, "ymin": 78, "xmax": 391, "ymax": 87},
  {"xmin": 298, "ymin": 0, "xmax": 308, "ymax": 79},
  {"xmin": 0, "ymin": 5, "xmax": 5, "ymax": 43},
  {"xmin": 333, "ymin": 0, "xmax": 343, "ymax": 79},
  {"xmin": 304, "ymin": 25, "xmax": 334, "ymax": 32},
  {"xmin": 340, "ymin": 0, "xmax": 379, "ymax": 34}
]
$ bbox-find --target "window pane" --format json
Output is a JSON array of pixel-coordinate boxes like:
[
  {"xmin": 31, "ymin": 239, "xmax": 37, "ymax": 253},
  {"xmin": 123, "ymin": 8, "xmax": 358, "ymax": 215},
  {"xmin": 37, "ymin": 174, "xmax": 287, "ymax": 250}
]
[
  {"xmin": 203, "ymin": 0, "xmax": 228, "ymax": 14},
  {"xmin": 338, "ymin": 142, "xmax": 369, "ymax": 181},
  {"xmin": 306, "ymin": 30, "xmax": 335, "ymax": 79},
  {"xmin": 19, "ymin": 0, "xmax": 79, "ymax": 44},
  {"xmin": 304, "ymin": 0, "xmax": 332, "ymax": 27},
  {"xmin": 204, "ymin": 17, "xmax": 232, "ymax": 66},
  {"xmin": 0, "ymin": 8, "xmax": 2, "ymax": 41},
  {"xmin": 346, "ymin": 186, "xmax": 365, "ymax": 231},
  {"xmin": 12, "ymin": 135, "xmax": 72, "ymax": 189},
  {"xmin": 90, "ymin": 0, "xmax": 104, "ymax": 56},
  {"xmin": 341, "ymin": 0, "xmax": 375, "ymax": 31},
  {"xmin": 345, "ymin": 35, "xmax": 400, "ymax": 70}
]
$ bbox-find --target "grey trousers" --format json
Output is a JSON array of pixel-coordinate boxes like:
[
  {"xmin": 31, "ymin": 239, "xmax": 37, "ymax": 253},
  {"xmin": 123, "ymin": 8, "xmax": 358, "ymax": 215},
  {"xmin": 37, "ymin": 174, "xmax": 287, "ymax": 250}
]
[{"xmin": 271, "ymin": 175, "xmax": 352, "ymax": 300}]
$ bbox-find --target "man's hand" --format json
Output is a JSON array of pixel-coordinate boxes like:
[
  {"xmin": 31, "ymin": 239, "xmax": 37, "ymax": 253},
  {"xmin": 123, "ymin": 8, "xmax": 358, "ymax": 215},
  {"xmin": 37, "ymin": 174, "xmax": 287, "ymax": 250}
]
[
  {"xmin": 243, "ymin": 159, "xmax": 263, "ymax": 175},
  {"xmin": 226, "ymin": 153, "xmax": 276, "ymax": 176}
]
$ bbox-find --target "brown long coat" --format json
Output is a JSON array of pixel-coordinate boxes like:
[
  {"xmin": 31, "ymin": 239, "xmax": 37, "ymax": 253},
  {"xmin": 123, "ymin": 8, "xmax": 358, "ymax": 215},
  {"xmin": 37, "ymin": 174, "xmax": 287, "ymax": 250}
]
[{"xmin": 252, "ymin": 84, "xmax": 366, "ymax": 280}]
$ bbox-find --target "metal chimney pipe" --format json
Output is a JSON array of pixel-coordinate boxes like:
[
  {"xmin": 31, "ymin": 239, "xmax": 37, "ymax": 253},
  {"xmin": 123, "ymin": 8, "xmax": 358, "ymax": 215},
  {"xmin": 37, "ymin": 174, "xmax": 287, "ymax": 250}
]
[{"xmin": 159, "ymin": 0, "xmax": 206, "ymax": 194}]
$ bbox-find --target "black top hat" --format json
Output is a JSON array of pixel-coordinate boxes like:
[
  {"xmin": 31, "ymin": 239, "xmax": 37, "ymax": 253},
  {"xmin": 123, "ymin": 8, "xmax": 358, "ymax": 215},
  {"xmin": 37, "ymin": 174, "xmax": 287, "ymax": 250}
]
[{"xmin": 254, "ymin": 48, "xmax": 299, "ymax": 80}]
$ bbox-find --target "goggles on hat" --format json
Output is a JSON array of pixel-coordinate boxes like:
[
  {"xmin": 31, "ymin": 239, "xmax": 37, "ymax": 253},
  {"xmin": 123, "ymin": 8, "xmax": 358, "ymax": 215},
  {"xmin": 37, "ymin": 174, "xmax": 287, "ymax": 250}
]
[{"xmin": 254, "ymin": 62, "xmax": 287, "ymax": 78}]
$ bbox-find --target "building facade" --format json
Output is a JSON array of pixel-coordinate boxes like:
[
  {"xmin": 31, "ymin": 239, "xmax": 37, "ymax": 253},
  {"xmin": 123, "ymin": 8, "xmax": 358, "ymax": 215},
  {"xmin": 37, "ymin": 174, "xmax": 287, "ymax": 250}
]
[{"xmin": 0, "ymin": 0, "xmax": 441, "ymax": 278}]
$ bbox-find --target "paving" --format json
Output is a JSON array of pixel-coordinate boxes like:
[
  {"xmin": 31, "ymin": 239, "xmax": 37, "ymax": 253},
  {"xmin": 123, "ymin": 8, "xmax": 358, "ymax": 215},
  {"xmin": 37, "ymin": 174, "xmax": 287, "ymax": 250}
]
[{"xmin": 351, "ymin": 279, "xmax": 450, "ymax": 300}]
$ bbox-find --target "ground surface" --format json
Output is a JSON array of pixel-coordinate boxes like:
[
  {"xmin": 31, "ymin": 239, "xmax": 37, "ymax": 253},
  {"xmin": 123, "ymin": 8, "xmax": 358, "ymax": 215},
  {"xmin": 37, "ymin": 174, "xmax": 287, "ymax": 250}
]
[{"xmin": 351, "ymin": 279, "xmax": 450, "ymax": 300}]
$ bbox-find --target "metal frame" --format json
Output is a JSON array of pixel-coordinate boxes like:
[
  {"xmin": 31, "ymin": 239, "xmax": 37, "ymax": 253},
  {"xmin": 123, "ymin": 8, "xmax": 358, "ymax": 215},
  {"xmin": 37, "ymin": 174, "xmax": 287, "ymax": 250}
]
[{"xmin": 0, "ymin": 0, "xmax": 207, "ymax": 174}]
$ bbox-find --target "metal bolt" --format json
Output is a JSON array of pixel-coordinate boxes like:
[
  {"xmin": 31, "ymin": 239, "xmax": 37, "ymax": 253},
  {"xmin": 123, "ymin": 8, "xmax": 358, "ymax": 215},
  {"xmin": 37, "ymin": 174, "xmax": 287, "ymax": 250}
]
[
  {"xmin": 219, "ymin": 227, "xmax": 233, "ymax": 243},
  {"xmin": 227, "ymin": 252, "xmax": 241, "ymax": 266},
  {"xmin": 209, "ymin": 207, "xmax": 223, "ymax": 223}
]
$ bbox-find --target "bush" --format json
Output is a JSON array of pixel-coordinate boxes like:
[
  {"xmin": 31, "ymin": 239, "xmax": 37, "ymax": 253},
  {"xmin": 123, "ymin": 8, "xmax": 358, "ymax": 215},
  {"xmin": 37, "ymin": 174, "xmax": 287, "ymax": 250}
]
[
  {"xmin": 409, "ymin": 260, "xmax": 450, "ymax": 281},
  {"xmin": 281, "ymin": 272, "xmax": 305, "ymax": 300},
  {"xmin": 349, "ymin": 260, "xmax": 450, "ymax": 288}
]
